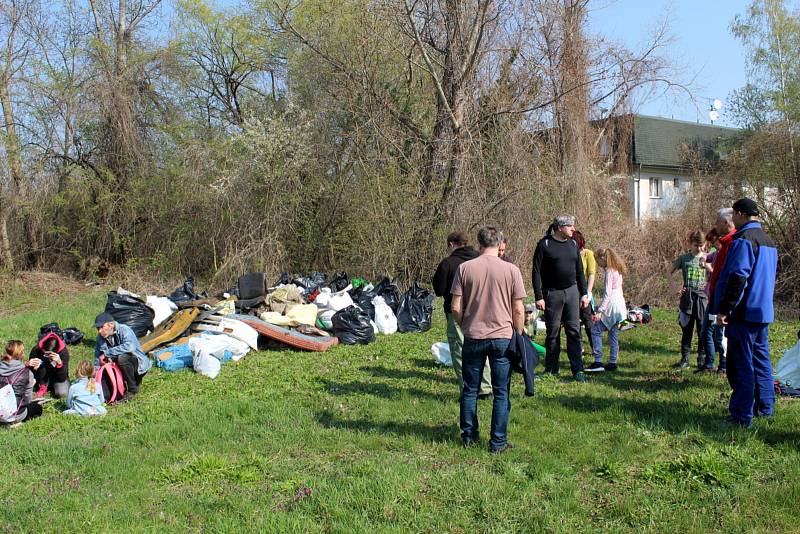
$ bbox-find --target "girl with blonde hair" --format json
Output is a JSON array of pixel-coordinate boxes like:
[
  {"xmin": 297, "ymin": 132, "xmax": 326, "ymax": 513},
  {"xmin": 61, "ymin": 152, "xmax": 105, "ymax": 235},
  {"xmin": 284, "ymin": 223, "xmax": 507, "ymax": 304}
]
[
  {"xmin": 64, "ymin": 361, "xmax": 106, "ymax": 416},
  {"xmin": 586, "ymin": 248, "xmax": 628, "ymax": 372}
]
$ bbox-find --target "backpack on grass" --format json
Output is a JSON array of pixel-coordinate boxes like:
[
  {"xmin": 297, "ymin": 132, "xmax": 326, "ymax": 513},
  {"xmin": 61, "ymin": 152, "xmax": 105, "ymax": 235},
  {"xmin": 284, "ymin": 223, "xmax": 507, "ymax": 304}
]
[
  {"xmin": 95, "ymin": 362, "xmax": 126, "ymax": 404},
  {"xmin": 0, "ymin": 368, "xmax": 28, "ymax": 423}
]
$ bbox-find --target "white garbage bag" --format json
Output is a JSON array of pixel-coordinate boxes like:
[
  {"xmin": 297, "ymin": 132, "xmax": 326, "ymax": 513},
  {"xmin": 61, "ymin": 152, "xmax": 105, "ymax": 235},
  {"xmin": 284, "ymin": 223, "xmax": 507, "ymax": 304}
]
[
  {"xmin": 373, "ymin": 296, "xmax": 397, "ymax": 335},
  {"xmin": 775, "ymin": 338, "xmax": 800, "ymax": 387},
  {"xmin": 192, "ymin": 350, "xmax": 221, "ymax": 379},
  {"xmin": 431, "ymin": 342, "xmax": 452, "ymax": 366},
  {"xmin": 145, "ymin": 296, "xmax": 178, "ymax": 327}
]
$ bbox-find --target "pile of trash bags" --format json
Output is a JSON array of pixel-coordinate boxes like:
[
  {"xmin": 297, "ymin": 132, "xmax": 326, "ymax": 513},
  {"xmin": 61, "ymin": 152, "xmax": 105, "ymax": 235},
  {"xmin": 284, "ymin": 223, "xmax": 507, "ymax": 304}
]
[{"xmin": 101, "ymin": 272, "xmax": 436, "ymax": 381}]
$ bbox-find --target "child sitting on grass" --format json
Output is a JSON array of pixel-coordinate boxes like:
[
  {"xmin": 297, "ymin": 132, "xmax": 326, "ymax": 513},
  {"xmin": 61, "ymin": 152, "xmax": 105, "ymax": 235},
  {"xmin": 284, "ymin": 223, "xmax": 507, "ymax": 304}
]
[
  {"xmin": 63, "ymin": 361, "xmax": 106, "ymax": 417},
  {"xmin": 0, "ymin": 340, "xmax": 43, "ymax": 425}
]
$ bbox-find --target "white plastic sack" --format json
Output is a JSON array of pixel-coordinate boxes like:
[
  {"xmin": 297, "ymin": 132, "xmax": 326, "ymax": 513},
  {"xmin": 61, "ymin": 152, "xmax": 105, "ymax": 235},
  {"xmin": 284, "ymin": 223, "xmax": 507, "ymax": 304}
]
[
  {"xmin": 776, "ymin": 338, "xmax": 800, "ymax": 387},
  {"xmin": 194, "ymin": 317, "xmax": 259, "ymax": 350},
  {"xmin": 373, "ymin": 296, "xmax": 397, "ymax": 335},
  {"xmin": 318, "ymin": 310, "xmax": 336, "ymax": 329},
  {"xmin": 431, "ymin": 342, "xmax": 452, "ymax": 366},
  {"xmin": 193, "ymin": 350, "xmax": 221, "ymax": 379},
  {"xmin": 0, "ymin": 384, "xmax": 19, "ymax": 422},
  {"xmin": 188, "ymin": 332, "xmax": 250, "ymax": 362},
  {"xmin": 313, "ymin": 287, "xmax": 354, "ymax": 313},
  {"xmin": 145, "ymin": 296, "xmax": 178, "ymax": 327}
]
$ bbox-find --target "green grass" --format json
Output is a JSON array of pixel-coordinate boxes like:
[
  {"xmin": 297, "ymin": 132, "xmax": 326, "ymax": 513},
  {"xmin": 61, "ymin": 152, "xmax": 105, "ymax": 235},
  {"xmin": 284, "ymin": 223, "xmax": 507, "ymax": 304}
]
[{"xmin": 1, "ymin": 281, "xmax": 800, "ymax": 533}]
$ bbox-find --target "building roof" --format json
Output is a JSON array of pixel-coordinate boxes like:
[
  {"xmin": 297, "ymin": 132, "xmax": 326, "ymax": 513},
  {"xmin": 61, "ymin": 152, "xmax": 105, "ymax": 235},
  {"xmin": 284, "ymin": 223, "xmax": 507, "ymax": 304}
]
[{"xmin": 632, "ymin": 115, "xmax": 742, "ymax": 169}]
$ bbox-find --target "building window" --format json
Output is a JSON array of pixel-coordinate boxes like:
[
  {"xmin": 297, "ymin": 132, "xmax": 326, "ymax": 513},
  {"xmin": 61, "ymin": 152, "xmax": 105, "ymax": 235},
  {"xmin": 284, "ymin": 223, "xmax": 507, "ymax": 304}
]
[
  {"xmin": 649, "ymin": 178, "xmax": 661, "ymax": 198},
  {"xmin": 673, "ymin": 178, "xmax": 679, "ymax": 189}
]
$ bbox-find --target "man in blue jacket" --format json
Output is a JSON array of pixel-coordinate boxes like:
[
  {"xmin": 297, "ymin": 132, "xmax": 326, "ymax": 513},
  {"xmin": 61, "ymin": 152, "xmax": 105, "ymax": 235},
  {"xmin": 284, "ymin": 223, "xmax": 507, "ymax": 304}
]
[
  {"xmin": 94, "ymin": 312, "xmax": 152, "ymax": 401},
  {"xmin": 713, "ymin": 198, "xmax": 778, "ymax": 427}
]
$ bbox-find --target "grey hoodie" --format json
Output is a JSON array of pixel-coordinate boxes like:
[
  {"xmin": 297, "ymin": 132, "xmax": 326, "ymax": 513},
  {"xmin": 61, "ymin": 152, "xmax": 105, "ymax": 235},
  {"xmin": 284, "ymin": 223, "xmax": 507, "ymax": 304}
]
[{"xmin": 0, "ymin": 359, "xmax": 34, "ymax": 423}]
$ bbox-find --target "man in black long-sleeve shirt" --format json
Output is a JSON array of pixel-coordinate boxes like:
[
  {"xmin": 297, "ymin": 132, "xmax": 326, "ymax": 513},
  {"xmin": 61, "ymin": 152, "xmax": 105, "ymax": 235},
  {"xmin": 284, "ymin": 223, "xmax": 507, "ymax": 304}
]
[
  {"xmin": 532, "ymin": 214, "xmax": 589, "ymax": 380},
  {"xmin": 432, "ymin": 231, "xmax": 492, "ymax": 397}
]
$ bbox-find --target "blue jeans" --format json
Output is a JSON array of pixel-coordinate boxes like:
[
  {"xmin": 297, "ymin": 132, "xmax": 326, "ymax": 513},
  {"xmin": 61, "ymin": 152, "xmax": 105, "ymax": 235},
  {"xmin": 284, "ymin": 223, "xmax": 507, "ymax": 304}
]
[
  {"xmin": 591, "ymin": 320, "xmax": 619, "ymax": 364},
  {"xmin": 460, "ymin": 337, "xmax": 512, "ymax": 451},
  {"xmin": 701, "ymin": 312, "xmax": 725, "ymax": 369}
]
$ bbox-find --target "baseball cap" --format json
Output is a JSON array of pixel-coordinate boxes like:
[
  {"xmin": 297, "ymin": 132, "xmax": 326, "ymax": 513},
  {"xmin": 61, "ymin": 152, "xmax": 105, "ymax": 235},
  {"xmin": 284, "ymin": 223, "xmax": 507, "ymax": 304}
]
[
  {"xmin": 732, "ymin": 198, "xmax": 759, "ymax": 216},
  {"xmin": 93, "ymin": 312, "xmax": 115, "ymax": 328}
]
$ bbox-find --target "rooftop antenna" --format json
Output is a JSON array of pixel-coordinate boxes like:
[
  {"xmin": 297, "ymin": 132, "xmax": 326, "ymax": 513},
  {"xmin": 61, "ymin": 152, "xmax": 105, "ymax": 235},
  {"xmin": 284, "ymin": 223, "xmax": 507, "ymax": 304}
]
[{"xmin": 709, "ymin": 98, "xmax": 723, "ymax": 124}]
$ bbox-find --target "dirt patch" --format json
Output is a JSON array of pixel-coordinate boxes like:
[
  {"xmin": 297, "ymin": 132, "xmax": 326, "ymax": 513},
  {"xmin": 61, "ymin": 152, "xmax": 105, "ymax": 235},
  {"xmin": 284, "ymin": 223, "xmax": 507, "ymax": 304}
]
[{"xmin": 0, "ymin": 270, "xmax": 95, "ymax": 298}]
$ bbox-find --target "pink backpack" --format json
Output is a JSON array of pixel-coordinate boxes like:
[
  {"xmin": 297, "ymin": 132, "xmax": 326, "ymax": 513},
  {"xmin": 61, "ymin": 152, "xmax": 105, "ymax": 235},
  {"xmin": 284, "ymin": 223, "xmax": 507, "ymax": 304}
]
[{"xmin": 95, "ymin": 362, "xmax": 126, "ymax": 404}]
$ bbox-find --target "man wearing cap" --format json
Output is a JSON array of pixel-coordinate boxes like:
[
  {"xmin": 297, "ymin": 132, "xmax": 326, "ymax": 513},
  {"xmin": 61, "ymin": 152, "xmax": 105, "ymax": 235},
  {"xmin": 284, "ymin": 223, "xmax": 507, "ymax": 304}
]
[
  {"xmin": 532, "ymin": 214, "xmax": 590, "ymax": 381},
  {"xmin": 94, "ymin": 313, "xmax": 152, "ymax": 401},
  {"xmin": 713, "ymin": 198, "xmax": 778, "ymax": 427}
]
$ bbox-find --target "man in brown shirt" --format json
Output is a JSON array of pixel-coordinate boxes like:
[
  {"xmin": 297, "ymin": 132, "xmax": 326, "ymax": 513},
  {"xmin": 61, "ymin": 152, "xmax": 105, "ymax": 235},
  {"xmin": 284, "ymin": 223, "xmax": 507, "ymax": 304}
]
[{"xmin": 451, "ymin": 226, "xmax": 526, "ymax": 453}]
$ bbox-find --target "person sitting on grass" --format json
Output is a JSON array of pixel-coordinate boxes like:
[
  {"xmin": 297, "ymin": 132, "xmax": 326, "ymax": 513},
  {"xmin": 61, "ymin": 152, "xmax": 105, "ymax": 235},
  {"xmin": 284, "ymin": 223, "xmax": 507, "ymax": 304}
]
[
  {"xmin": 94, "ymin": 312, "xmax": 152, "ymax": 402},
  {"xmin": 29, "ymin": 332, "xmax": 70, "ymax": 399},
  {"xmin": 586, "ymin": 248, "xmax": 627, "ymax": 372},
  {"xmin": 64, "ymin": 361, "xmax": 106, "ymax": 417},
  {"xmin": 0, "ymin": 340, "xmax": 43, "ymax": 425}
]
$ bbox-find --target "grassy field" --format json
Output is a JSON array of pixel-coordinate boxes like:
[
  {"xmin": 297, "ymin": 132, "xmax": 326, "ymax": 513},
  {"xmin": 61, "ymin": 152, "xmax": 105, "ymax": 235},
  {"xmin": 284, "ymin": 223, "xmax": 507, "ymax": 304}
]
[{"xmin": 1, "ymin": 275, "xmax": 799, "ymax": 533}]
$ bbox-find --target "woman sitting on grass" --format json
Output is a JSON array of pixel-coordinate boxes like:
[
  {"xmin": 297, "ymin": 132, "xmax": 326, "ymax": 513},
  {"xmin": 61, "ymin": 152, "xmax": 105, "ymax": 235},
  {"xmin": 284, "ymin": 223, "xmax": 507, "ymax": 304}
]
[
  {"xmin": 64, "ymin": 361, "xmax": 106, "ymax": 417},
  {"xmin": 586, "ymin": 248, "xmax": 627, "ymax": 372},
  {"xmin": 0, "ymin": 340, "xmax": 43, "ymax": 425},
  {"xmin": 29, "ymin": 332, "xmax": 70, "ymax": 399}
]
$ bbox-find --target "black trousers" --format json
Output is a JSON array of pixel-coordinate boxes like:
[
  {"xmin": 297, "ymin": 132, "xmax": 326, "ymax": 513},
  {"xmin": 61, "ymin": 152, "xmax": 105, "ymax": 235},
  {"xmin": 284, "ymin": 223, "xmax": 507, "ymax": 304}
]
[
  {"xmin": 543, "ymin": 285, "xmax": 584, "ymax": 375},
  {"xmin": 114, "ymin": 353, "xmax": 144, "ymax": 394},
  {"xmin": 679, "ymin": 293, "xmax": 707, "ymax": 366}
]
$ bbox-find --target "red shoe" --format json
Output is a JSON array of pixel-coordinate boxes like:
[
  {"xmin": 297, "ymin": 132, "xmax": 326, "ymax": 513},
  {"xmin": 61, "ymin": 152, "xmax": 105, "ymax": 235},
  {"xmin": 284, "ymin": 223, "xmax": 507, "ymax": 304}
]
[{"xmin": 34, "ymin": 384, "xmax": 48, "ymax": 398}]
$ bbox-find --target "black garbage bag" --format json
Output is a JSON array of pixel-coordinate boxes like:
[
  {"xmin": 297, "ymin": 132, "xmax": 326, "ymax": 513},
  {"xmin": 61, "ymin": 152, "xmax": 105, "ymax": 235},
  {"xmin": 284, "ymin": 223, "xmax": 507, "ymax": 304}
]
[
  {"xmin": 293, "ymin": 272, "xmax": 327, "ymax": 293},
  {"xmin": 396, "ymin": 282, "xmax": 434, "ymax": 333},
  {"xmin": 38, "ymin": 323, "xmax": 64, "ymax": 341},
  {"xmin": 327, "ymin": 272, "xmax": 350, "ymax": 292},
  {"xmin": 349, "ymin": 286, "xmax": 376, "ymax": 321},
  {"xmin": 104, "ymin": 292, "xmax": 155, "ymax": 337},
  {"xmin": 332, "ymin": 305, "xmax": 375, "ymax": 345},
  {"xmin": 373, "ymin": 277, "xmax": 400, "ymax": 313},
  {"xmin": 62, "ymin": 327, "xmax": 85, "ymax": 345},
  {"xmin": 169, "ymin": 277, "xmax": 206, "ymax": 303}
]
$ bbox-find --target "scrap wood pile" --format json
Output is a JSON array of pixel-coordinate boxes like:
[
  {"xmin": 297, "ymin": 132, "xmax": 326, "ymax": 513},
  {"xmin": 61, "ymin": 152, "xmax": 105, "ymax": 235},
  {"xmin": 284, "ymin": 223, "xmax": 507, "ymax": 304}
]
[{"xmin": 103, "ymin": 273, "xmax": 434, "ymax": 379}]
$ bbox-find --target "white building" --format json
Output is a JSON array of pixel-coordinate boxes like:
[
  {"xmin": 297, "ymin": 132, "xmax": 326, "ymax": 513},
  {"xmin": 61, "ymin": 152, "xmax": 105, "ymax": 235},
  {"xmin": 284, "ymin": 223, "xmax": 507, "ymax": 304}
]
[{"xmin": 603, "ymin": 115, "xmax": 742, "ymax": 224}]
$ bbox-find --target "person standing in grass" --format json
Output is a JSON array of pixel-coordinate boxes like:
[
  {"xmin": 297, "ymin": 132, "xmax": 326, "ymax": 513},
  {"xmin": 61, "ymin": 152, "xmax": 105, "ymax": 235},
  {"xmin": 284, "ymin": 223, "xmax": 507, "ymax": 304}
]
[
  {"xmin": 704, "ymin": 207, "xmax": 737, "ymax": 373},
  {"xmin": 572, "ymin": 230, "xmax": 596, "ymax": 356},
  {"xmin": 714, "ymin": 198, "xmax": 778, "ymax": 428},
  {"xmin": 94, "ymin": 312, "xmax": 151, "ymax": 402},
  {"xmin": 532, "ymin": 214, "xmax": 590, "ymax": 381},
  {"xmin": 586, "ymin": 248, "xmax": 627, "ymax": 372},
  {"xmin": 498, "ymin": 237, "xmax": 514, "ymax": 264},
  {"xmin": 64, "ymin": 361, "xmax": 106, "ymax": 416},
  {"xmin": 0, "ymin": 340, "xmax": 43, "ymax": 424},
  {"xmin": 670, "ymin": 230, "xmax": 709, "ymax": 371},
  {"xmin": 698, "ymin": 228, "xmax": 724, "ymax": 372},
  {"xmin": 432, "ymin": 231, "xmax": 492, "ymax": 399},
  {"xmin": 451, "ymin": 226, "xmax": 526, "ymax": 453}
]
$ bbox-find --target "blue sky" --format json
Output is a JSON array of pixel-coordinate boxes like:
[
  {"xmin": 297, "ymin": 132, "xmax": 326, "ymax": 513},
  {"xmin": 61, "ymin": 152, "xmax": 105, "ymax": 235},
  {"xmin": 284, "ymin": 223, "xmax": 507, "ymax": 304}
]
[{"xmin": 588, "ymin": 0, "xmax": 751, "ymax": 126}]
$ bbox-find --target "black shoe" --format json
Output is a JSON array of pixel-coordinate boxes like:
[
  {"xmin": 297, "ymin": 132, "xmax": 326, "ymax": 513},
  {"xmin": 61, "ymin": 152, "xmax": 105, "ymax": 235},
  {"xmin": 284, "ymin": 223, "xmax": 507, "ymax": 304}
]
[
  {"xmin": 462, "ymin": 436, "xmax": 481, "ymax": 448},
  {"xmin": 605, "ymin": 362, "xmax": 618, "ymax": 372},
  {"xmin": 673, "ymin": 360, "xmax": 690, "ymax": 370},
  {"xmin": 724, "ymin": 415, "xmax": 751, "ymax": 428},
  {"xmin": 717, "ymin": 367, "xmax": 727, "ymax": 374},
  {"xmin": 489, "ymin": 442, "xmax": 516, "ymax": 454},
  {"xmin": 477, "ymin": 393, "xmax": 494, "ymax": 401},
  {"xmin": 585, "ymin": 362, "xmax": 605, "ymax": 373},
  {"xmin": 117, "ymin": 392, "xmax": 137, "ymax": 404}
]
